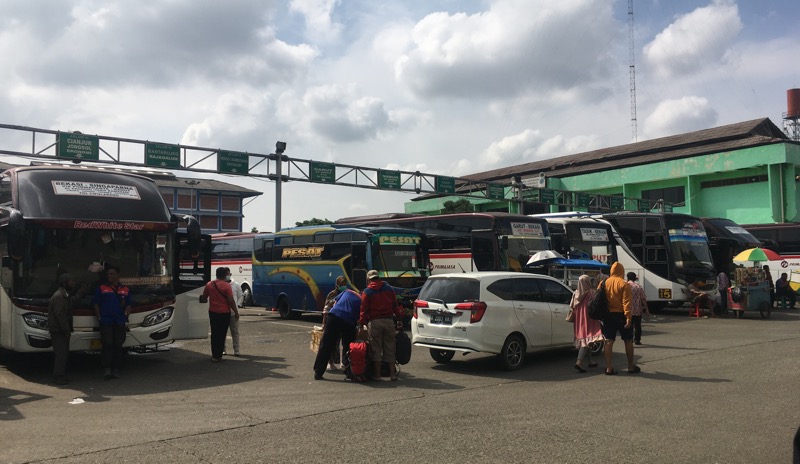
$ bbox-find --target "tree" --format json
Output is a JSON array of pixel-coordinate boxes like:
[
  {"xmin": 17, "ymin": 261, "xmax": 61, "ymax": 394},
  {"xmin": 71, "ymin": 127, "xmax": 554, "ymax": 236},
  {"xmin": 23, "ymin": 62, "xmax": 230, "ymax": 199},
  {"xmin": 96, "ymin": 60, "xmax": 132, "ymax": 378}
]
[
  {"xmin": 250, "ymin": 227, "xmax": 259, "ymax": 233},
  {"xmin": 295, "ymin": 218, "xmax": 332, "ymax": 227},
  {"xmin": 442, "ymin": 199, "xmax": 473, "ymax": 213}
]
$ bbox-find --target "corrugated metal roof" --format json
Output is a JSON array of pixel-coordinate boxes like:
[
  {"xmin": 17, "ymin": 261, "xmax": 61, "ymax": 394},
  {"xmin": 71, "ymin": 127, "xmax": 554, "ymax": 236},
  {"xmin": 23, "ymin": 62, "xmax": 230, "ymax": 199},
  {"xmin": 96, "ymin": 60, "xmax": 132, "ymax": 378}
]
[{"xmin": 463, "ymin": 117, "xmax": 790, "ymax": 185}]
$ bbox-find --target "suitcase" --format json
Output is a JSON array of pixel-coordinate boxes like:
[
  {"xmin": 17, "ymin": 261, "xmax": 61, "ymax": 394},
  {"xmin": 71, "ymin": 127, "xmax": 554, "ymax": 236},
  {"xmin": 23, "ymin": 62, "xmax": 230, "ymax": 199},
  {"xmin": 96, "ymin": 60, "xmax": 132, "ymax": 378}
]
[{"xmin": 346, "ymin": 341, "xmax": 369, "ymax": 382}]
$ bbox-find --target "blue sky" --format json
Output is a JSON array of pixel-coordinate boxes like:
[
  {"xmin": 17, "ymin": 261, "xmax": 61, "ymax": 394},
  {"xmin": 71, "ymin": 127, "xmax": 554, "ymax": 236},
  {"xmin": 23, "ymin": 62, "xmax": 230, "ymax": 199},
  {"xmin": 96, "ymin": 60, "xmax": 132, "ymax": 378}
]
[{"xmin": 0, "ymin": 0, "xmax": 798, "ymax": 231}]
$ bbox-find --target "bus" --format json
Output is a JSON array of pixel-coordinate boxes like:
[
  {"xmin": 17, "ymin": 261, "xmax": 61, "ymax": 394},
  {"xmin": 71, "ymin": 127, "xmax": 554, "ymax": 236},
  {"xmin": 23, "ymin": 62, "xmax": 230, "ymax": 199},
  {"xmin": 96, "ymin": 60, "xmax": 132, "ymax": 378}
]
[
  {"xmin": 335, "ymin": 213, "xmax": 551, "ymax": 275},
  {"xmin": 210, "ymin": 232, "xmax": 255, "ymax": 306},
  {"xmin": 740, "ymin": 222, "xmax": 800, "ymax": 281},
  {"xmin": 601, "ymin": 212, "xmax": 718, "ymax": 308},
  {"xmin": 701, "ymin": 218, "xmax": 762, "ymax": 273},
  {"xmin": 0, "ymin": 165, "xmax": 210, "ymax": 352},
  {"xmin": 252, "ymin": 225, "xmax": 429, "ymax": 320}
]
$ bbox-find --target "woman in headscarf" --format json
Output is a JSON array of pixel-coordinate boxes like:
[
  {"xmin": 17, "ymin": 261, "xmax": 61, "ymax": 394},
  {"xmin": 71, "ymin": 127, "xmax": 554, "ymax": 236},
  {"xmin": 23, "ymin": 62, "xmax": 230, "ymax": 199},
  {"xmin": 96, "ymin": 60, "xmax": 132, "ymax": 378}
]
[{"xmin": 571, "ymin": 274, "xmax": 605, "ymax": 373}]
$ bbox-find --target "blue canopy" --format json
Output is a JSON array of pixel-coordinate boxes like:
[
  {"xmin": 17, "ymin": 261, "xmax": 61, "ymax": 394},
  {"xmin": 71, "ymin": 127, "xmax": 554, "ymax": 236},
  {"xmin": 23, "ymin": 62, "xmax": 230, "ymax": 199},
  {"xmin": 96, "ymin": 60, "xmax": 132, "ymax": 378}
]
[{"xmin": 527, "ymin": 258, "xmax": 611, "ymax": 270}]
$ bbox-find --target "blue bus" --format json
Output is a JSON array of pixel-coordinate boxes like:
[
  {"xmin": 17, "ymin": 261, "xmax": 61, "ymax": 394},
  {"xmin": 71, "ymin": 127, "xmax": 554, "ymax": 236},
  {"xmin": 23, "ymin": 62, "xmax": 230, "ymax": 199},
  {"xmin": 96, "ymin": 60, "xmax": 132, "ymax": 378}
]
[{"xmin": 252, "ymin": 225, "xmax": 429, "ymax": 319}]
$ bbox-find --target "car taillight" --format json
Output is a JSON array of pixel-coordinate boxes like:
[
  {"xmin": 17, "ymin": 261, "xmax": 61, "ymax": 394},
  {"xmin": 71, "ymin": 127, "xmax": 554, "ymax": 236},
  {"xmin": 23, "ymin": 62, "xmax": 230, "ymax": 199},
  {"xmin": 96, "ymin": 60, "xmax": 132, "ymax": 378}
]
[
  {"xmin": 454, "ymin": 302, "xmax": 487, "ymax": 323},
  {"xmin": 413, "ymin": 299, "xmax": 429, "ymax": 319}
]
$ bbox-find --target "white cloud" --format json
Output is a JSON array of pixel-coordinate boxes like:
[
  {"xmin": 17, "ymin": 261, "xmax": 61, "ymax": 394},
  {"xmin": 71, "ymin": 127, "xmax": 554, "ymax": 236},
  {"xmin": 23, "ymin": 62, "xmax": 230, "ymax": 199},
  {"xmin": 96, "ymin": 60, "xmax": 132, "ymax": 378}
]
[
  {"xmin": 644, "ymin": 96, "xmax": 718, "ymax": 138},
  {"xmin": 289, "ymin": 0, "xmax": 342, "ymax": 43},
  {"xmin": 643, "ymin": 0, "xmax": 743, "ymax": 79}
]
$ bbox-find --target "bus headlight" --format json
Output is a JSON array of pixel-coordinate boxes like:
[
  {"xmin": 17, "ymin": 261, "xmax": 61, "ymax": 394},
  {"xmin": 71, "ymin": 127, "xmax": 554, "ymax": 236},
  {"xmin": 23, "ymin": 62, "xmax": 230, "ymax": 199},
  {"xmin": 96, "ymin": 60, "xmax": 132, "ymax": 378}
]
[
  {"xmin": 141, "ymin": 307, "xmax": 174, "ymax": 327},
  {"xmin": 22, "ymin": 312, "xmax": 49, "ymax": 330}
]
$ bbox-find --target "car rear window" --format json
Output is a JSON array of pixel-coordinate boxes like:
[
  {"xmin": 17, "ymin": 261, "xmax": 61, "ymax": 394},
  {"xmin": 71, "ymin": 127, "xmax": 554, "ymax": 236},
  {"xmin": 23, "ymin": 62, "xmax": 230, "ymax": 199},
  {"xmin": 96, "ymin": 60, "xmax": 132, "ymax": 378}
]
[{"xmin": 418, "ymin": 278, "xmax": 480, "ymax": 303}]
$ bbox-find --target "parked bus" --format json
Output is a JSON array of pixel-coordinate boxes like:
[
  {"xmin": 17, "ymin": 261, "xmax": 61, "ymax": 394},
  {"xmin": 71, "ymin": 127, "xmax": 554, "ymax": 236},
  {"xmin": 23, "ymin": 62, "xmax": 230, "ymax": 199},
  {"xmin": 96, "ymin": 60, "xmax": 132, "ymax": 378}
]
[
  {"xmin": 701, "ymin": 218, "xmax": 762, "ymax": 274},
  {"xmin": 741, "ymin": 222, "xmax": 800, "ymax": 281},
  {"xmin": 335, "ymin": 212, "xmax": 551, "ymax": 275},
  {"xmin": 210, "ymin": 232, "xmax": 255, "ymax": 306},
  {"xmin": 0, "ymin": 165, "xmax": 210, "ymax": 353},
  {"xmin": 252, "ymin": 225, "xmax": 429, "ymax": 320},
  {"xmin": 602, "ymin": 212, "xmax": 718, "ymax": 308}
]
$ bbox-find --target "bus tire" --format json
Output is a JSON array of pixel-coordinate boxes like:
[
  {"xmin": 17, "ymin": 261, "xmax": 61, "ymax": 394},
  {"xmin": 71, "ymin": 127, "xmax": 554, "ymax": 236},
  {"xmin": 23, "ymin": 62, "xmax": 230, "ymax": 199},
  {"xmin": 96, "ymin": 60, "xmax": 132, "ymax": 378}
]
[
  {"xmin": 241, "ymin": 284, "xmax": 253, "ymax": 307},
  {"xmin": 277, "ymin": 298, "xmax": 292, "ymax": 320}
]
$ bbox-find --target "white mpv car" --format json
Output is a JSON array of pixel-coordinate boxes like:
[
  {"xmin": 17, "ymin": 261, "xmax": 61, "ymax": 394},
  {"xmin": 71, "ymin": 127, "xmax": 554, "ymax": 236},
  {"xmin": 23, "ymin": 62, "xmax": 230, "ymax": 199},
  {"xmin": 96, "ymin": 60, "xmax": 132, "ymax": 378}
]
[{"xmin": 412, "ymin": 272, "xmax": 575, "ymax": 370}]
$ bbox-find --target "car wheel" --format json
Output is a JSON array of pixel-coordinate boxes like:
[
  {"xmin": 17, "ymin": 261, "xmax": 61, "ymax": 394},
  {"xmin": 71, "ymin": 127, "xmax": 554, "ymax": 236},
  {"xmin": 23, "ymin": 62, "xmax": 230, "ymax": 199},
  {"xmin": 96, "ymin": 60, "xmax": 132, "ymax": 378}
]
[
  {"xmin": 277, "ymin": 298, "xmax": 292, "ymax": 320},
  {"xmin": 498, "ymin": 334, "xmax": 525, "ymax": 371},
  {"xmin": 241, "ymin": 285, "xmax": 253, "ymax": 307},
  {"xmin": 429, "ymin": 349, "xmax": 455, "ymax": 363}
]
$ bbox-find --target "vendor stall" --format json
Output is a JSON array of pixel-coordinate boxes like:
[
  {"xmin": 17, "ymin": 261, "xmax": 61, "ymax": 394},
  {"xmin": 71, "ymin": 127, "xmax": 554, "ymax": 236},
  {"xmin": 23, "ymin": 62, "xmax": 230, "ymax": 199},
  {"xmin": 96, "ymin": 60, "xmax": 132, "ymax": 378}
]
[{"xmin": 728, "ymin": 266, "xmax": 772, "ymax": 319}]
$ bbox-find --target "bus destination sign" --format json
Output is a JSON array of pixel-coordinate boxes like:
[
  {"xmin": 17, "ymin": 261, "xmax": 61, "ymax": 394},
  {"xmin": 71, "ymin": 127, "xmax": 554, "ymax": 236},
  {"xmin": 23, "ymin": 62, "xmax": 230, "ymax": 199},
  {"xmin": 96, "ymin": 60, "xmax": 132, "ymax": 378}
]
[
  {"xmin": 145, "ymin": 143, "xmax": 181, "ymax": 168},
  {"xmin": 52, "ymin": 181, "xmax": 141, "ymax": 200},
  {"xmin": 57, "ymin": 132, "xmax": 99, "ymax": 161}
]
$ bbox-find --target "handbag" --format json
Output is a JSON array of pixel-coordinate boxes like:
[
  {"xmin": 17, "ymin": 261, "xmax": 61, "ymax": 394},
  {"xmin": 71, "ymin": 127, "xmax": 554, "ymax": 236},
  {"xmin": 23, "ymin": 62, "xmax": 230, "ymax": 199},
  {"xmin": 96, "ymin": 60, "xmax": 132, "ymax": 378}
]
[
  {"xmin": 588, "ymin": 280, "xmax": 609, "ymax": 320},
  {"xmin": 565, "ymin": 308, "xmax": 575, "ymax": 322},
  {"xmin": 395, "ymin": 329, "xmax": 412, "ymax": 365}
]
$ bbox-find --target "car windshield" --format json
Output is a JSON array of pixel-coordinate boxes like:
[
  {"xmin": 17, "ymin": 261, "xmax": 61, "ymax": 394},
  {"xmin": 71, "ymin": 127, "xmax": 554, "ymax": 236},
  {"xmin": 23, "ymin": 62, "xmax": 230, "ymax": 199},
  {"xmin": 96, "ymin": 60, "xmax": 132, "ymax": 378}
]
[{"xmin": 418, "ymin": 278, "xmax": 480, "ymax": 303}]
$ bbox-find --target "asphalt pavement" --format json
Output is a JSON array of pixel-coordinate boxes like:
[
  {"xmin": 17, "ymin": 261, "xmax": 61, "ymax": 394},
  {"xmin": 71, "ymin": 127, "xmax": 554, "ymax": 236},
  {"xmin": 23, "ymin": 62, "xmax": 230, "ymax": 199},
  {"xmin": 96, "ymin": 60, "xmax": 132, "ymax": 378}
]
[{"xmin": 2, "ymin": 307, "xmax": 799, "ymax": 463}]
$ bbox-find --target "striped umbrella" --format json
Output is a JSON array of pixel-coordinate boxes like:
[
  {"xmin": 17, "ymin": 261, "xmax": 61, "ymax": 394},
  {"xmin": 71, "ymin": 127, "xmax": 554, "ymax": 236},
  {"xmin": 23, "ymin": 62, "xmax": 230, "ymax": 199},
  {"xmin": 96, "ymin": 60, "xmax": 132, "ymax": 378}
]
[{"xmin": 732, "ymin": 247, "xmax": 780, "ymax": 263}]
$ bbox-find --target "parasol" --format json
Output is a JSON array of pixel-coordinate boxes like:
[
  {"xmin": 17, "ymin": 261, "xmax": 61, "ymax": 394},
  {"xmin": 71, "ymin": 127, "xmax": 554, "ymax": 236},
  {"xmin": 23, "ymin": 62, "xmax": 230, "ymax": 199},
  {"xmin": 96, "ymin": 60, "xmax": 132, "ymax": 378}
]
[
  {"xmin": 732, "ymin": 247, "xmax": 780, "ymax": 263},
  {"xmin": 526, "ymin": 250, "xmax": 565, "ymax": 266}
]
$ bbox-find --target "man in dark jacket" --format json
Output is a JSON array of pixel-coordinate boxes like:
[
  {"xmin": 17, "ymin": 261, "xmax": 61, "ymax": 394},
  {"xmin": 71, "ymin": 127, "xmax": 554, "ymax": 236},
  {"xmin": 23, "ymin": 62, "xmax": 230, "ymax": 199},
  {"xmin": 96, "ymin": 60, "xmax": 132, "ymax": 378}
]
[
  {"xmin": 48, "ymin": 273, "xmax": 83, "ymax": 385},
  {"xmin": 359, "ymin": 270, "xmax": 405, "ymax": 381}
]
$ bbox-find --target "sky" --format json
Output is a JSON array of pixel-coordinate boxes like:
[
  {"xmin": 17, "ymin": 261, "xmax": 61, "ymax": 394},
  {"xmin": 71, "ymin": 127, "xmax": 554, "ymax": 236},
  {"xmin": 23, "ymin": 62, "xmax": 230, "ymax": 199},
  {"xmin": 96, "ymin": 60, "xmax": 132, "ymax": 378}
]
[{"xmin": 1, "ymin": 0, "xmax": 798, "ymax": 232}]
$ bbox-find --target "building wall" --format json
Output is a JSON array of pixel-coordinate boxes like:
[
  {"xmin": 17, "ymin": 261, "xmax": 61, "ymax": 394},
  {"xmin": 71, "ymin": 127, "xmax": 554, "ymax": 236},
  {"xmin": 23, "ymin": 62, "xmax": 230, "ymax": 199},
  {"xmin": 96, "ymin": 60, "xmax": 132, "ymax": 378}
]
[{"xmin": 405, "ymin": 141, "xmax": 800, "ymax": 225}]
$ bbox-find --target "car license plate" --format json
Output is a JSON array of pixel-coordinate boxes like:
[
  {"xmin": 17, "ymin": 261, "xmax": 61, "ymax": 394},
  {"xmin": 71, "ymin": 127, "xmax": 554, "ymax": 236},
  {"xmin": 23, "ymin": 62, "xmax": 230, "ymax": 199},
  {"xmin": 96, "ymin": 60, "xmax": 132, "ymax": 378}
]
[{"xmin": 430, "ymin": 314, "xmax": 452, "ymax": 325}]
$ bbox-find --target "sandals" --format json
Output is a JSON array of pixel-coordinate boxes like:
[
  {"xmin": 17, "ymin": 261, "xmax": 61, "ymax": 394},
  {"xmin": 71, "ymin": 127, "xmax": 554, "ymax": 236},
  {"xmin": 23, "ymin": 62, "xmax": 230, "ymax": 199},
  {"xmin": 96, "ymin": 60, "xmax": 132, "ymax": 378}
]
[
  {"xmin": 574, "ymin": 364, "xmax": 587, "ymax": 373},
  {"xmin": 627, "ymin": 365, "xmax": 641, "ymax": 374},
  {"xmin": 605, "ymin": 368, "xmax": 618, "ymax": 375}
]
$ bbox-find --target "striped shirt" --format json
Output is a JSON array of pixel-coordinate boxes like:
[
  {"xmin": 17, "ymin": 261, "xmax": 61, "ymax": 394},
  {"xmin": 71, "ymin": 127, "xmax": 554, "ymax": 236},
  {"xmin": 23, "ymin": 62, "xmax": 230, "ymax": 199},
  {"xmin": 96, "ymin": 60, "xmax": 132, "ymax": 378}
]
[{"xmin": 627, "ymin": 280, "xmax": 647, "ymax": 316}]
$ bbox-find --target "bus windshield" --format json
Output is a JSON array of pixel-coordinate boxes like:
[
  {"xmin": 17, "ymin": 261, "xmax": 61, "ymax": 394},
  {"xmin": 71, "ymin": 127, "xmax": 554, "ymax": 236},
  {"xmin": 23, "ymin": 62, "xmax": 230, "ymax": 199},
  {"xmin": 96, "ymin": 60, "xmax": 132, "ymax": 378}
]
[
  {"xmin": 505, "ymin": 235, "xmax": 548, "ymax": 267},
  {"xmin": 667, "ymin": 219, "xmax": 714, "ymax": 271},
  {"xmin": 565, "ymin": 223, "xmax": 614, "ymax": 263},
  {"xmin": 16, "ymin": 225, "xmax": 172, "ymax": 301},
  {"xmin": 372, "ymin": 233, "xmax": 425, "ymax": 277}
]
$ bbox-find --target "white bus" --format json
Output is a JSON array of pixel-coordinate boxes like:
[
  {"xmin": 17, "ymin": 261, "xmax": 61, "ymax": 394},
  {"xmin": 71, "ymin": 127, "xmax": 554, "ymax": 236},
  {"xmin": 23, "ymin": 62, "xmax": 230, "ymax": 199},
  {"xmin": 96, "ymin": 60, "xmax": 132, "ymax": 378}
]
[
  {"xmin": 210, "ymin": 232, "xmax": 255, "ymax": 306},
  {"xmin": 0, "ymin": 165, "xmax": 211, "ymax": 352}
]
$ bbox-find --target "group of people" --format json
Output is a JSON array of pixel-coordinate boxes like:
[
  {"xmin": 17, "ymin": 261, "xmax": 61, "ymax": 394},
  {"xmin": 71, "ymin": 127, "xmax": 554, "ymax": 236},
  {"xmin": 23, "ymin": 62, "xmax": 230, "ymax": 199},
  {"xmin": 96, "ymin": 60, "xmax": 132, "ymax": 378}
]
[
  {"xmin": 570, "ymin": 262, "xmax": 649, "ymax": 375},
  {"xmin": 312, "ymin": 270, "xmax": 405, "ymax": 381}
]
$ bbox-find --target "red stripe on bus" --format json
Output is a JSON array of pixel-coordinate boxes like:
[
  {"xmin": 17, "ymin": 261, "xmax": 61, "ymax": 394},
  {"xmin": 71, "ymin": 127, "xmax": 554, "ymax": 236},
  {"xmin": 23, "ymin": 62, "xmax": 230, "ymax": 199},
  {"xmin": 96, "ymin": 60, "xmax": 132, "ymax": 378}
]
[{"xmin": 430, "ymin": 253, "xmax": 473, "ymax": 259}]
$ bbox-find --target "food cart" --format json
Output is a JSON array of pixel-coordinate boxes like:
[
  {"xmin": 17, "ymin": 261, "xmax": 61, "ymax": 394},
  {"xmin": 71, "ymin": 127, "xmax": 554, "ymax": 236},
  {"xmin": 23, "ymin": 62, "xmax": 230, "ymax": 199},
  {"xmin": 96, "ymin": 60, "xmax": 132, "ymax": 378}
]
[{"xmin": 728, "ymin": 266, "xmax": 772, "ymax": 319}]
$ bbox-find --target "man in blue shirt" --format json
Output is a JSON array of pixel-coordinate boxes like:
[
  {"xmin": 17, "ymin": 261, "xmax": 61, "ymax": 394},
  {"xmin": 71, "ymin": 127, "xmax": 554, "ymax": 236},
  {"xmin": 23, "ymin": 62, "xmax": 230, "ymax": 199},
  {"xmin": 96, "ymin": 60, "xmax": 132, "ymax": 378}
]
[
  {"xmin": 313, "ymin": 281, "xmax": 361, "ymax": 380},
  {"xmin": 92, "ymin": 266, "xmax": 131, "ymax": 380}
]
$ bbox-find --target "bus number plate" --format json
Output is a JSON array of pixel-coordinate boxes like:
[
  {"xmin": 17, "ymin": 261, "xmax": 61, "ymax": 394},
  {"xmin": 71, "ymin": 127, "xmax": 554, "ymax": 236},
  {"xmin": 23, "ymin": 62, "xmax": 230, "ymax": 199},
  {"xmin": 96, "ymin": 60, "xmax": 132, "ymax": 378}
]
[{"xmin": 658, "ymin": 289, "xmax": 672, "ymax": 299}]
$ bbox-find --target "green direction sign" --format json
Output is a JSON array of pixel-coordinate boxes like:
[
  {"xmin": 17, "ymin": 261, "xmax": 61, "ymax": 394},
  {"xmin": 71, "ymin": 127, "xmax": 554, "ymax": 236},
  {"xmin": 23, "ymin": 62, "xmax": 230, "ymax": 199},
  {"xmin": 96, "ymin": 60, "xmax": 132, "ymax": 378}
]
[
  {"xmin": 576, "ymin": 192, "xmax": 590, "ymax": 208},
  {"xmin": 57, "ymin": 132, "xmax": 99, "ymax": 161},
  {"xmin": 639, "ymin": 199, "xmax": 651, "ymax": 212},
  {"xmin": 436, "ymin": 176, "xmax": 455, "ymax": 194},
  {"xmin": 378, "ymin": 169, "xmax": 401, "ymax": 189},
  {"xmin": 539, "ymin": 188, "xmax": 555, "ymax": 204},
  {"xmin": 663, "ymin": 203, "xmax": 674, "ymax": 213},
  {"xmin": 487, "ymin": 183, "xmax": 505, "ymax": 200},
  {"xmin": 310, "ymin": 161, "xmax": 335, "ymax": 183},
  {"xmin": 145, "ymin": 142, "xmax": 180, "ymax": 168},
  {"xmin": 218, "ymin": 150, "xmax": 249, "ymax": 174},
  {"xmin": 609, "ymin": 196, "xmax": 625, "ymax": 210}
]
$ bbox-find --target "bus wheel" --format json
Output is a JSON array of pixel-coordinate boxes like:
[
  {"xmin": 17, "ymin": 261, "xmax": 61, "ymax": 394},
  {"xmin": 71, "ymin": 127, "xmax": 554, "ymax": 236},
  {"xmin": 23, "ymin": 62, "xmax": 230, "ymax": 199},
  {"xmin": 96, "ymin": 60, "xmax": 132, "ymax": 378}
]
[
  {"xmin": 277, "ymin": 298, "xmax": 292, "ymax": 320},
  {"xmin": 241, "ymin": 285, "xmax": 253, "ymax": 307}
]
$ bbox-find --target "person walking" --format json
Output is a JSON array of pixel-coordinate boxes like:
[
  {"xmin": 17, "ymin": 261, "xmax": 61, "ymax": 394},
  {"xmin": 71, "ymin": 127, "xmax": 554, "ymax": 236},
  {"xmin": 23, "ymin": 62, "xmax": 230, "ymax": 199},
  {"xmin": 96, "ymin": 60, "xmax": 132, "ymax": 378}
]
[
  {"xmin": 313, "ymin": 285, "xmax": 362, "ymax": 380},
  {"xmin": 322, "ymin": 276, "xmax": 347, "ymax": 371},
  {"xmin": 92, "ymin": 266, "xmax": 131, "ymax": 380},
  {"xmin": 627, "ymin": 272, "xmax": 650, "ymax": 345},
  {"xmin": 359, "ymin": 270, "xmax": 405, "ymax": 381},
  {"xmin": 201, "ymin": 267, "xmax": 239, "ymax": 362},
  {"xmin": 600, "ymin": 262, "xmax": 639, "ymax": 375},
  {"xmin": 225, "ymin": 268, "xmax": 243, "ymax": 356},
  {"xmin": 571, "ymin": 274, "xmax": 604, "ymax": 373},
  {"xmin": 48, "ymin": 274, "xmax": 84, "ymax": 385}
]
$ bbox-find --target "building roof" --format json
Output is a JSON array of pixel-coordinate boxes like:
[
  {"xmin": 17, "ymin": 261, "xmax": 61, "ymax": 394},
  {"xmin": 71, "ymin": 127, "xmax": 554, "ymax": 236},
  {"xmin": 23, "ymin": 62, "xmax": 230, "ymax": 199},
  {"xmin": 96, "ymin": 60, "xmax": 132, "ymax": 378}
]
[{"xmin": 463, "ymin": 117, "xmax": 790, "ymax": 185}]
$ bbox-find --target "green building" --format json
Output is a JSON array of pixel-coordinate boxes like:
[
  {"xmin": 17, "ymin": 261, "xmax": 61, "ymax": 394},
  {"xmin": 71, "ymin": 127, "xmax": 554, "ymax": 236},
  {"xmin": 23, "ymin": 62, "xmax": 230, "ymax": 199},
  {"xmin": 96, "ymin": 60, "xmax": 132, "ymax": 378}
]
[{"xmin": 406, "ymin": 118, "xmax": 800, "ymax": 225}]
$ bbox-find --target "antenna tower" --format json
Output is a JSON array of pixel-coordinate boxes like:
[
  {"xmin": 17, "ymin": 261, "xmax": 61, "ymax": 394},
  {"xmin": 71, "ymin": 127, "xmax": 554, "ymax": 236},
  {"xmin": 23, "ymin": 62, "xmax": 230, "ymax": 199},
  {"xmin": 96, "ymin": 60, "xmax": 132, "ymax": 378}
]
[{"xmin": 628, "ymin": 0, "xmax": 638, "ymax": 142}]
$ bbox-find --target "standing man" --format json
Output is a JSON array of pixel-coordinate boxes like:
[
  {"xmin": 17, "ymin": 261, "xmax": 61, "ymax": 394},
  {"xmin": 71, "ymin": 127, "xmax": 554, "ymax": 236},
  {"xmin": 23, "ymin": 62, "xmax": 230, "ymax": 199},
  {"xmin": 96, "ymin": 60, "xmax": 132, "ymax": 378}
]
[
  {"xmin": 359, "ymin": 270, "xmax": 405, "ymax": 381},
  {"xmin": 601, "ymin": 262, "xmax": 639, "ymax": 375},
  {"xmin": 626, "ymin": 272, "xmax": 650, "ymax": 346},
  {"xmin": 322, "ymin": 276, "xmax": 348, "ymax": 371},
  {"xmin": 48, "ymin": 274, "xmax": 83, "ymax": 385},
  {"xmin": 226, "ymin": 268, "xmax": 243, "ymax": 356},
  {"xmin": 92, "ymin": 266, "xmax": 131, "ymax": 380},
  {"xmin": 201, "ymin": 267, "xmax": 239, "ymax": 362},
  {"xmin": 313, "ymin": 284, "xmax": 362, "ymax": 380}
]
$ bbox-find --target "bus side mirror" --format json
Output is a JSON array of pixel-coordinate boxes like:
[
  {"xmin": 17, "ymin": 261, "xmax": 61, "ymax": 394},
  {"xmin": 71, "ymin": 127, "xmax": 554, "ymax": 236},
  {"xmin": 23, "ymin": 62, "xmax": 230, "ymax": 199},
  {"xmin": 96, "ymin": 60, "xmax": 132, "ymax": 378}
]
[
  {"xmin": 7, "ymin": 209, "xmax": 24, "ymax": 262},
  {"xmin": 500, "ymin": 235, "xmax": 508, "ymax": 250},
  {"xmin": 183, "ymin": 215, "xmax": 201, "ymax": 258}
]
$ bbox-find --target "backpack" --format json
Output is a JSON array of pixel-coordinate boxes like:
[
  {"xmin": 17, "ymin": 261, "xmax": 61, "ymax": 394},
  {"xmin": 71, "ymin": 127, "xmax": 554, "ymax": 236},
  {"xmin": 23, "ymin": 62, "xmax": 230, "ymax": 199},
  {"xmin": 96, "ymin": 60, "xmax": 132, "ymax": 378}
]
[
  {"xmin": 346, "ymin": 341, "xmax": 369, "ymax": 382},
  {"xmin": 588, "ymin": 280, "xmax": 608, "ymax": 320},
  {"xmin": 395, "ymin": 329, "xmax": 412, "ymax": 365}
]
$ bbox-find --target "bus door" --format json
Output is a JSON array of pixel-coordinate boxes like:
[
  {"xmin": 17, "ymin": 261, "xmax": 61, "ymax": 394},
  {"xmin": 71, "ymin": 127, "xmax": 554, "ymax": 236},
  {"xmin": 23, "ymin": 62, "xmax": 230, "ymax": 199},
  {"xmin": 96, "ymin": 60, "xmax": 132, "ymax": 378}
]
[
  {"xmin": 351, "ymin": 242, "xmax": 368, "ymax": 290},
  {"xmin": 644, "ymin": 217, "xmax": 669, "ymax": 280},
  {"xmin": 171, "ymin": 232, "xmax": 212, "ymax": 340},
  {"xmin": 472, "ymin": 230, "xmax": 497, "ymax": 271}
]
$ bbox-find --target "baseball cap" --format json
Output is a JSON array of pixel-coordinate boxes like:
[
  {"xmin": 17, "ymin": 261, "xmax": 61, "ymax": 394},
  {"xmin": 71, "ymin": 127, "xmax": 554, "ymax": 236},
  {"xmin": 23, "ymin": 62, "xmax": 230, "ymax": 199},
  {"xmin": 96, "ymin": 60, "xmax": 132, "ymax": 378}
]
[{"xmin": 367, "ymin": 270, "xmax": 379, "ymax": 280}]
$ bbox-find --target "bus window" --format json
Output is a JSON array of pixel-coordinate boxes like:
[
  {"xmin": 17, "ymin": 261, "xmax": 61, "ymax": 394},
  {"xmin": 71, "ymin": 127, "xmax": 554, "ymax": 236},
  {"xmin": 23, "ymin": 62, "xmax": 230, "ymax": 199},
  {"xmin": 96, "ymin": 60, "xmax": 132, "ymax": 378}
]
[{"xmin": 473, "ymin": 232, "xmax": 495, "ymax": 271}]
